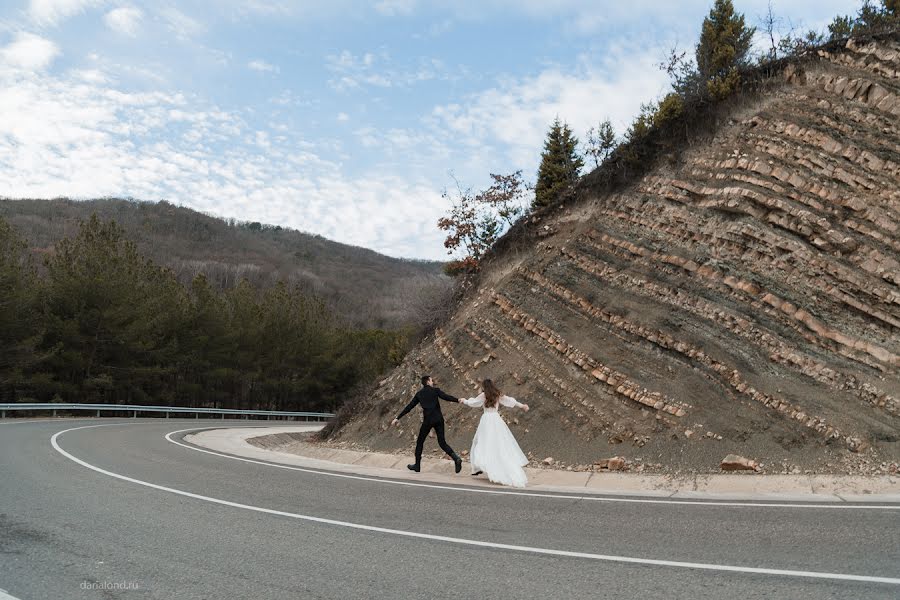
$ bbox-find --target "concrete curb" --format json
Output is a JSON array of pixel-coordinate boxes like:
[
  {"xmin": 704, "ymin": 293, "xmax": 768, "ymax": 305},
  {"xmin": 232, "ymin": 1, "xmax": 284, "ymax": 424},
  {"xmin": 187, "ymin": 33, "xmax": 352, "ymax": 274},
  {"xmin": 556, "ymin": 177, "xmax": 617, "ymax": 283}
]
[{"xmin": 182, "ymin": 426, "xmax": 900, "ymax": 502}]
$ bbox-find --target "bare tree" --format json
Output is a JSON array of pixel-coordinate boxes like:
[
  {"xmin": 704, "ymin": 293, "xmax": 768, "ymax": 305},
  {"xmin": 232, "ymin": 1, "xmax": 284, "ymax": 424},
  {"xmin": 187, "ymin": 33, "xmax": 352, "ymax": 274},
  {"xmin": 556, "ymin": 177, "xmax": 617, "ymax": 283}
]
[
  {"xmin": 437, "ymin": 170, "xmax": 531, "ymax": 274},
  {"xmin": 759, "ymin": 1, "xmax": 782, "ymax": 61}
]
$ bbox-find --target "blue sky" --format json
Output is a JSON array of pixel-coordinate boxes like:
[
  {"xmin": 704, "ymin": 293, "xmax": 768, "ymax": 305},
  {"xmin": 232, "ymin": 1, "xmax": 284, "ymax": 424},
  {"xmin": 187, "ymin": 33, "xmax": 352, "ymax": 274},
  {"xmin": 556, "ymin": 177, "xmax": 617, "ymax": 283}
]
[{"xmin": 0, "ymin": 0, "xmax": 856, "ymax": 259}]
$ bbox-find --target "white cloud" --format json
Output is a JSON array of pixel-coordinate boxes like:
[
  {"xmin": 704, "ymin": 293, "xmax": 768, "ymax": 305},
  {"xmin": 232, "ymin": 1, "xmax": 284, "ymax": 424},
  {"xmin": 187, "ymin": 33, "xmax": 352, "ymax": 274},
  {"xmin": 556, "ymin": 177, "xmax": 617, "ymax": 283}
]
[
  {"xmin": 28, "ymin": 0, "xmax": 101, "ymax": 26},
  {"xmin": 228, "ymin": 0, "xmax": 295, "ymax": 17},
  {"xmin": 248, "ymin": 59, "xmax": 278, "ymax": 73},
  {"xmin": 432, "ymin": 46, "xmax": 669, "ymax": 169},
  {"xmin": 0, "ymin": 32, "xmax": 60, "ymax": 70},
  {"xmin": 70, "ymin": 67, "xmax": 108, "ymax": 83},
  {"xmin": 161, "ymin": 7, "xmax": 206, "ymax": 40},
  {"xmin": 103, "ymin": 6, "xmax": 143, "ymax": 36},
  {"xmin": 375, "ymin": 0, "xmax": 417, "ymax": 16},
  {"xmin": 0, "ymin": 65, "xmax": 449, "ymax": 259},
  {"xmin": 269, "ymin": 90, "xmax": 313, "ymax": 107},
  {"xmin": 337, "ymin": 112, "xmax": 349, "ymax": 122},
  {"xmin": 325, "ymin": 50, "xmax": 445, "ymax": 92}
]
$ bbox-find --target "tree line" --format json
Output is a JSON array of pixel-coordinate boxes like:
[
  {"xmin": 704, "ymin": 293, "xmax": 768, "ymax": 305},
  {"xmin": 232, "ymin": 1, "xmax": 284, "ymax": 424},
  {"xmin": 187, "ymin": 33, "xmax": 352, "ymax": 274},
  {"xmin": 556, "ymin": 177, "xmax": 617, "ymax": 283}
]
[
  {"xmin": 0, "ymin": 214, "xmax": 409, "ymax": 412},
  {"xmin": 437, "ymin": 0, "xmax": 900, "ymax": 274}
]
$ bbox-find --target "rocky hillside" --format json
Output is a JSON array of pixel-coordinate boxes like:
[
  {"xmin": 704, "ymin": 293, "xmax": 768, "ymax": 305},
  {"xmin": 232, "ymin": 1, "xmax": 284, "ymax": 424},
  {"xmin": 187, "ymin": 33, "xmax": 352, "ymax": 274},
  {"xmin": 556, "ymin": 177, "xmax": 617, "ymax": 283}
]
[
  {"xmin": 0, "ymin": 198, "xmax": 449, "ymax": 329},
  {"xmin": 330, "ymin": 36, "xmax": 900, "ymax": 474}
]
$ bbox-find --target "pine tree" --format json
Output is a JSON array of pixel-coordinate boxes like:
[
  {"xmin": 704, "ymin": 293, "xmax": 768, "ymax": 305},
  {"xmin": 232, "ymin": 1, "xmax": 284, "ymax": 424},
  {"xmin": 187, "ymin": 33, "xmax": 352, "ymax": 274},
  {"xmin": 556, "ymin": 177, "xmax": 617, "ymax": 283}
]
[
  {"xmin": 179, "ymin": 273, "xmax": 232, "ymax": 408},
  {"xmin": 828, "ymin": 0, "xmax": 898, "ymax": 41},
  {"xmin": 40, "ymin": 214, "xmax": 185, "ymax": 404},
  {"xmin": 534, "ymin": 118, "xmax": 583, "ymax": 208},
  {"xmin": 886, "ymin": 0, "xmax": 899, "ymax": 17},
  {"xmin": 695, "ymin": 0, "xmax": 755, "ymax": 99},
  {"xmin": 828, "ymin": 15, "xmax": 855, "ymax": 39},
  {"xmin": 0, "ymin": 217, "xmax": 41, "ymax": 400}
]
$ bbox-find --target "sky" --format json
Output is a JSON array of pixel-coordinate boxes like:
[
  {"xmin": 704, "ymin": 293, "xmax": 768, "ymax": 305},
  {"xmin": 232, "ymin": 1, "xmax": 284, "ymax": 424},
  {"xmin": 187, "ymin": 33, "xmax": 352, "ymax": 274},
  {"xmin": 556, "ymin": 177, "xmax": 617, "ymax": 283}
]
[{"xmin": 0, "ymin": 0, "xmax": 858, "ymax": 259}]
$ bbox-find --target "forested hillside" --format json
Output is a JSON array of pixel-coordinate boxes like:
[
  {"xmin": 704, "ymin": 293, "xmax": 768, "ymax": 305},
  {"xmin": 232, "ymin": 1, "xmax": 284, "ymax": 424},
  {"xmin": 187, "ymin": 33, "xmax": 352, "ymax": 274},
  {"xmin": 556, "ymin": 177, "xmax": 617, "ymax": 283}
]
[
  {"xmin": 0, "ymin": 214, "xmax": 423, "ymax": 411},
  {"xmin": 0, "ymin": 198, "xmax": 450, "ymax": 329}
]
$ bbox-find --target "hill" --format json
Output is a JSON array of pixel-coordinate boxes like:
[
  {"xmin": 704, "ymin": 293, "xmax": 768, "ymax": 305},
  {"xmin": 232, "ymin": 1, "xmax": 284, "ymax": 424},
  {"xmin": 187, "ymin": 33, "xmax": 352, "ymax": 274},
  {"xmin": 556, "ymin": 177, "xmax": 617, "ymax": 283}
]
[
  {"xmin": 328, "ymin": 35, "xmax": 900, "ymax": 475},
  {"xmin": 0, "ymin": 198, "xmax": 450, "ymax": 329}
]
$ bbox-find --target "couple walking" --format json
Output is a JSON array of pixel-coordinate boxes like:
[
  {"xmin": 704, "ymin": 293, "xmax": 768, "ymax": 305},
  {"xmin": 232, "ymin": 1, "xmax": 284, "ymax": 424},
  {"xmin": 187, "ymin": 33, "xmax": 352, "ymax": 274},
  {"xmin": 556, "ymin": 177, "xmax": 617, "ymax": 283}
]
[{"xmin": 390, "ymin": 375, "xmax": 530, "ymax": 488}]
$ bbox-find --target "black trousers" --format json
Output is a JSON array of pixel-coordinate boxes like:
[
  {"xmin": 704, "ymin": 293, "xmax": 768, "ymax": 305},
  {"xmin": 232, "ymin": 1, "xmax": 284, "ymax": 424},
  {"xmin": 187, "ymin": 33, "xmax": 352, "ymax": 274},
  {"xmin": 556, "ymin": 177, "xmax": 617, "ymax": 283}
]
[{"xmin": 414, "ymin": 420, "xmax": 456, "ymax": 463}]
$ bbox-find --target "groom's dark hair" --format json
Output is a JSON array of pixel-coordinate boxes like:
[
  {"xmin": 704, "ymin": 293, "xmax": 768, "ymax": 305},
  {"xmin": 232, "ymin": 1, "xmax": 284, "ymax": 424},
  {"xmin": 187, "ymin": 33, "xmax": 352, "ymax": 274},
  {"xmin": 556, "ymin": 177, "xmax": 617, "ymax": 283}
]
[{"xmin": 421, "ymin": 375, "xmax": 431, "ymax": 386}]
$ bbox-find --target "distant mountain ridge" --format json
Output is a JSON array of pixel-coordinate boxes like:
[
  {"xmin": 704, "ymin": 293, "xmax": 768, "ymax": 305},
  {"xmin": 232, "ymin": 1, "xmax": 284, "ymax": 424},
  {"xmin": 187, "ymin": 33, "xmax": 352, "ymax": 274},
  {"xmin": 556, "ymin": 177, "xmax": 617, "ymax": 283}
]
[{"xmin": 0, "ymin": 198, "xmax": 450, "ymax": 329}]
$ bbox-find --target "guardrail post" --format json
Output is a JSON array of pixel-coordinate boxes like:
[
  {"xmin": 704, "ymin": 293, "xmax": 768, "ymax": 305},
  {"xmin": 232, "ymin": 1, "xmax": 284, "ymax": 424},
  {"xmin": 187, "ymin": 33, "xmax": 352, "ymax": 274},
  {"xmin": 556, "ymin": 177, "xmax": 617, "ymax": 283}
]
[
  {"xmin": 221, "ymin": 413, "xmax": 225, "ymax": 419},
  {"xmin": 1, "ymin": 410, "xmax": 4, "ymax": 419},
  {"xmin": 195, "ymin": 412, "xmax": 199, "ymax": 419},
  {"xmin": 166, "ymin": 412, "xmax": 169, "ymax": 419},
  {"xmin": 96, "ymin": 410, "xmax": 100, "ymax": 417},
  {"xmin": 53, "ymin": 409, "xmax": 57, "ymax": 417},
  {"xmin": 133, "ymin": 410, "xmax": 137, "ymax": 418}
]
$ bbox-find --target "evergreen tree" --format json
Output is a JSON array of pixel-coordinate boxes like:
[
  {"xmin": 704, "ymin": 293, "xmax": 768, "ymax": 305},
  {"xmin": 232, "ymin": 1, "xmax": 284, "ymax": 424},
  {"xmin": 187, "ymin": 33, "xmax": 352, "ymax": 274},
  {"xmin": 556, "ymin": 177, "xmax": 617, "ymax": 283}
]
[
  {"xmin": 828, "ymin": 15, "xmax": 855, "ymax": 39},
  {"xmin": 828, "ymin": 0, "xmax": 899, "ymax": 40},
  {"xmin": 695, "ymin": 0, "xmax": 756, "ymax": 99},
  {"xmin": 179, "ymin": 273, "xmax": 233, "ymax": 408},
  {"xmin": 857, "ymin": 0, "xmax": 897, "ymax": 29},
  {"xmin": 224, "ymin": 279, "xmax": 265, "ymax": 409},
  {"xmin": 40, "ymin": 215, "xmax": 185, "ymax": 404},
  {"xmin": 0, "ymin": 217, "xmax": 41, "ymax": 400},
  {"xmin": 534, "ymin": 118, "xmax": 583, "ymax": 208},
  {"xmin": 886, "ymin": 0, "xmax": 899, "ymax": 17}
]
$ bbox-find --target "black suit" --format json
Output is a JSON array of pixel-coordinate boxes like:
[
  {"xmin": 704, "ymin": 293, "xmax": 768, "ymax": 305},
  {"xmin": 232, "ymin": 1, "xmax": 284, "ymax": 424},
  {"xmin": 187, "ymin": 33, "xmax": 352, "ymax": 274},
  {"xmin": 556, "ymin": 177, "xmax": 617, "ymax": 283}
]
[{"xmin": 396, "ymin": 385, "xmax": 459, "ymax": 464}]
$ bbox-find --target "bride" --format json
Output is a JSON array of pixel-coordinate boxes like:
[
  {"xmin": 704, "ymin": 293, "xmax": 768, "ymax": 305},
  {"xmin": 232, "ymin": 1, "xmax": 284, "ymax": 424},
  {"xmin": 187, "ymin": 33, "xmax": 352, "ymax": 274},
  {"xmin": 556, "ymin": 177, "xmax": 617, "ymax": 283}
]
[{"xmin": 459, "ymin": 379, "xmax": 530, "ymax": 488}]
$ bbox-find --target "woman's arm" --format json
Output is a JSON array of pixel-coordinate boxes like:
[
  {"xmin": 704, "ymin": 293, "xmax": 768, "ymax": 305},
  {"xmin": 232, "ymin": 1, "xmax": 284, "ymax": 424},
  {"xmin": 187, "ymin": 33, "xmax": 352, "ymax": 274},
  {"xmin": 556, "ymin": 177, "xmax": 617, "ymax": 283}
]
[
  {"xmin": 500, "ymin": 395, "xmax": 529, "ymax": 411},
  {"xmin": 460, "ymin": 393, "xmax": 485, "ymax": 407}
]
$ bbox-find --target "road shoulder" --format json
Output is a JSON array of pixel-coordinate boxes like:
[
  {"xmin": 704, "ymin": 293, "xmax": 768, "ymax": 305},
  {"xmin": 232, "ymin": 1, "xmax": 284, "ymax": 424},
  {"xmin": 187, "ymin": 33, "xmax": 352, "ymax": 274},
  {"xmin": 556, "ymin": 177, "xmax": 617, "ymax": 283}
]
[{"xmin": 181, "ymin": 426, "xmax": 900, "ymax": 502}]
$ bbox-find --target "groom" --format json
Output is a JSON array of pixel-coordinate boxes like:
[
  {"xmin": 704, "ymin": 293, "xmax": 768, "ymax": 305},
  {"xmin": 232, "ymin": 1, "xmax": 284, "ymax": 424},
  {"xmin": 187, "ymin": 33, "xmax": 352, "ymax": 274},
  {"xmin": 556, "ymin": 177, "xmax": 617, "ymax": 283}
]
[{"xmin": 391, "ymin": 375, "xmax": 463, "ymax": 474}]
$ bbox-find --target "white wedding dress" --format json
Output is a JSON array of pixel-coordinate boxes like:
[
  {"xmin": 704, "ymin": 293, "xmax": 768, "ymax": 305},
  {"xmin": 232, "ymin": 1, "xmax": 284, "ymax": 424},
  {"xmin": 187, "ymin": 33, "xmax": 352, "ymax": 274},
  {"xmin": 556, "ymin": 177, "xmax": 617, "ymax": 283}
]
[{"xmin": 462, "ymin": 393, "xmax": 528, "ymax": 488}]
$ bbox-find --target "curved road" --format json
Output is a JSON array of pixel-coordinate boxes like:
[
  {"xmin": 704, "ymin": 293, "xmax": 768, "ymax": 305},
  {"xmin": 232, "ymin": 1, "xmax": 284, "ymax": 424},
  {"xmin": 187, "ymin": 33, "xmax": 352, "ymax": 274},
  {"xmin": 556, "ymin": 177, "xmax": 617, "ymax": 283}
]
[{"xmin": 1, "ymin": 419, "xmax": 898, "ymax": 599}]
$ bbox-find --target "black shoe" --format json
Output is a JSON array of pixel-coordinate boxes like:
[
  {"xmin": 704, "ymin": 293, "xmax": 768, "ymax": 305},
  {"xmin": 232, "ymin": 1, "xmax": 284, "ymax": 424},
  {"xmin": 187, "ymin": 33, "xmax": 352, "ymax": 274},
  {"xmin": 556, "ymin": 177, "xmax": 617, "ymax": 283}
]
[
  {"xmin": 452, "ymin": 454, "xmax": 462, "ymax": 474},
  {"xmin": 472, "ymin": 470, "xmax": 483, "ymax": 476},
  {"xmin": 407, "ymin": 463, "xmax": 420, "ymax": 472}
]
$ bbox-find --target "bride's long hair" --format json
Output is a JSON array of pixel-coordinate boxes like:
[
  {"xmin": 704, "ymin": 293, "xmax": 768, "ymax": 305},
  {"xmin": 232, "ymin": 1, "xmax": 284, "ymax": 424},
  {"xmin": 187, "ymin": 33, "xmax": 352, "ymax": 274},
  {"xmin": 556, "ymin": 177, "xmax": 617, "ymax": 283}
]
[{"xmin": 482, "ymin": 379, "xmax": 502, "ymax": 408}]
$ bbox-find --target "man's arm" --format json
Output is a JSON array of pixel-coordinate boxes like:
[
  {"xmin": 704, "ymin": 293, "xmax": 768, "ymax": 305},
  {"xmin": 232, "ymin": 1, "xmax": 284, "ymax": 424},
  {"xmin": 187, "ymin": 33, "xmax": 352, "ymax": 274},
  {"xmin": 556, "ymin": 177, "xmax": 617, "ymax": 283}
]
[
  {"xmin": 435, "ymin": 388, "xmax": 459, "ymax": 403},
  {"xmin": 394, "ymin": 394, "xmax": 420, "ymax": 421}
]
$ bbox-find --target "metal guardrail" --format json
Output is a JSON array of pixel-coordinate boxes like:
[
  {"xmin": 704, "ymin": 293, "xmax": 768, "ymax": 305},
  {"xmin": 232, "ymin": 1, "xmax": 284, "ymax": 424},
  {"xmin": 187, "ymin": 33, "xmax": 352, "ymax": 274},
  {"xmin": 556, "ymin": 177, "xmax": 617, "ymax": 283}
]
[{"xmin": 0, "ymin": 403, "xmax": 334, "ymax": 421}]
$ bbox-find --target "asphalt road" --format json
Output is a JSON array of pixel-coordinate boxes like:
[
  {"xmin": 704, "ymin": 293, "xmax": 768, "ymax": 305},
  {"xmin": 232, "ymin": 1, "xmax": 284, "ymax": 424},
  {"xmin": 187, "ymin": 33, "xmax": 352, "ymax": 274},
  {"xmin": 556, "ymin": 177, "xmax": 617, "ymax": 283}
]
[{"xmin": 0, "ymin": 419, "xmax": 898, "ymax": 599}]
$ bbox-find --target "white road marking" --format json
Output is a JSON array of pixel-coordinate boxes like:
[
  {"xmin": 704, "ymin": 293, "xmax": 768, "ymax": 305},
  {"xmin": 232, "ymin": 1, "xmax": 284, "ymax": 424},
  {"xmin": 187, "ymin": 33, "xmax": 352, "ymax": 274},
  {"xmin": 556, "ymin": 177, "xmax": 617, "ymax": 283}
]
[
  {"xmin": 165, "ymin": 427, "xmax": 900, "ymax": 510},
  {"xmin": 51, "ymin": 424, "xmax": 900, "ymax": 585},
  {"xmin": 0, "ymin": 587, "xmax": 23, "ymax": 600}
]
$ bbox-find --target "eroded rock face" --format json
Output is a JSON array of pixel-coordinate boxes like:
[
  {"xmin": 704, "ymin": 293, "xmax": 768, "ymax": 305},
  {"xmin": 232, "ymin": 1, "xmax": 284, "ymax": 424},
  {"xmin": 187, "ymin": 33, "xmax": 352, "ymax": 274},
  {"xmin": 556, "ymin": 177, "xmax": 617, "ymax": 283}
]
[{"xmin": 336, "ymin": 37, "xmax": 900, "ymax": 473}]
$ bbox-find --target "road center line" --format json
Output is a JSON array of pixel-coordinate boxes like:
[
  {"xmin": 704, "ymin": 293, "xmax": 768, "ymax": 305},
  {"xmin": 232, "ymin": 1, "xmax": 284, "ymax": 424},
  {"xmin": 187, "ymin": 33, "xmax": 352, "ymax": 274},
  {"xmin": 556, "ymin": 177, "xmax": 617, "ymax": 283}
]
[
  {"xmin": 50, "ymin": 424, "xmax": 900, "ymax": 585},
  {"xmin": 165, "ymin": 426, "xmax": 900, "ymax": 510}
]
